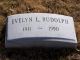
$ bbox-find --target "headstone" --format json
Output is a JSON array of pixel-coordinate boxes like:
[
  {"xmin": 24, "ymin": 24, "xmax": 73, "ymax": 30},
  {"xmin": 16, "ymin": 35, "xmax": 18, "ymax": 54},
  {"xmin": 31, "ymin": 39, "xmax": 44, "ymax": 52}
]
[{"xmin": 5, "ymin": 13, "xmax": 77, "ymax": 48}]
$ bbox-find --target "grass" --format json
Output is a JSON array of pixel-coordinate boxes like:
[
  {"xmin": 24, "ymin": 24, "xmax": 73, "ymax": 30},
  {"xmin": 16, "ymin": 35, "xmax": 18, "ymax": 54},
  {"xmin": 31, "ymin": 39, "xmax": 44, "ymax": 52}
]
[{"xmin": 0, "ymin": 0, "xmax": 80, "ymax": 60}]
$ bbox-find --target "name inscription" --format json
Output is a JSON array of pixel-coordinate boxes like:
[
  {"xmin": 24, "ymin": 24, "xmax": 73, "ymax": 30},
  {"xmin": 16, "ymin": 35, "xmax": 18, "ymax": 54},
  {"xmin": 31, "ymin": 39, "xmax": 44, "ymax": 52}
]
[{"xmin": 7, "ymin": 13, "xmax": 76, "ymax": 41}]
